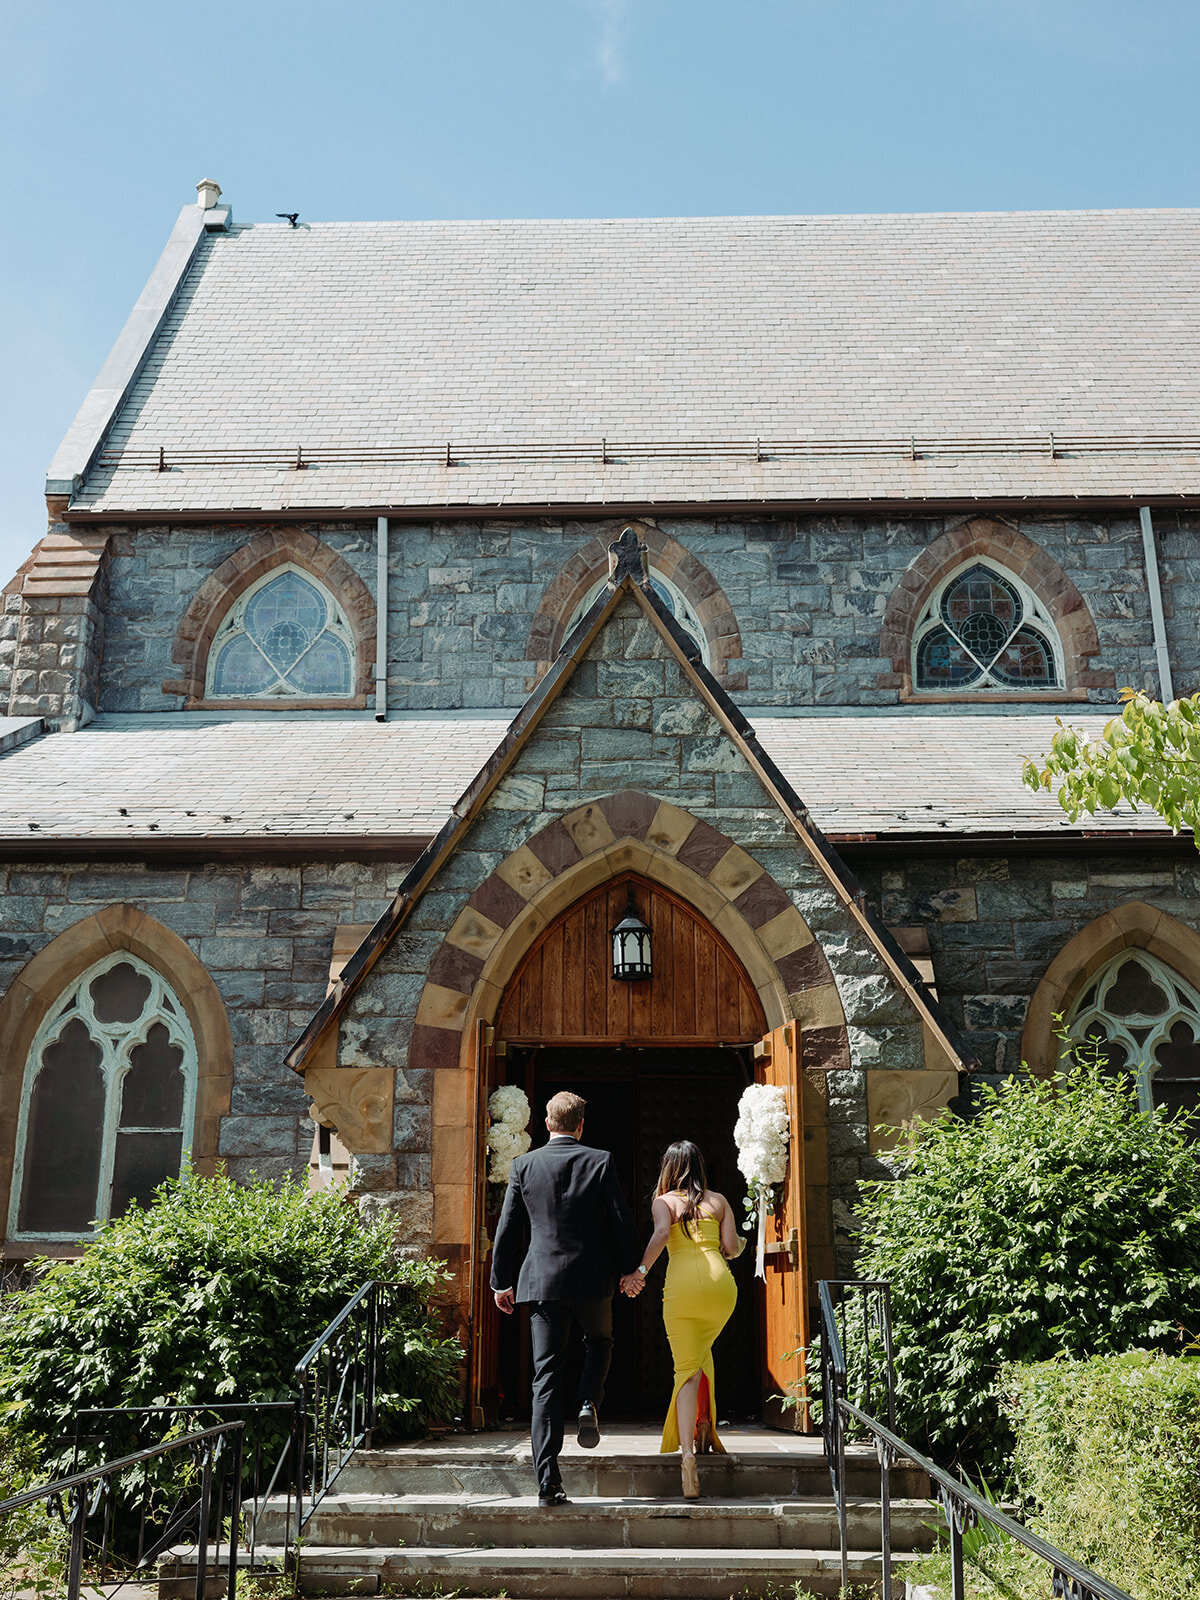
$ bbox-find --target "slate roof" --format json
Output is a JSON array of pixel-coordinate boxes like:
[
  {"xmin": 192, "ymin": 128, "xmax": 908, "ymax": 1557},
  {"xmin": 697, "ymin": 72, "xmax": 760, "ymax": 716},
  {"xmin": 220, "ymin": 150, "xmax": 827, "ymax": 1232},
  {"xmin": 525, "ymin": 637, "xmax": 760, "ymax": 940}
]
[
  {"xmin": 69, "ymin": 209, "xmax": 1200, "ymax": 515},
  {"xmin": 0, "ymin": 709, "xmax": 1175, "ymax": 845}
]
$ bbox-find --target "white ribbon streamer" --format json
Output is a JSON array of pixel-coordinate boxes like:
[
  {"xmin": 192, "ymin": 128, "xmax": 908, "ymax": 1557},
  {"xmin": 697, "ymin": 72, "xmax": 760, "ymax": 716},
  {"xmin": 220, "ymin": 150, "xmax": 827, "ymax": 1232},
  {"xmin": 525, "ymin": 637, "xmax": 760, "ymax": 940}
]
[{"xmin": 755, "ymin": 1187, "xmax": 768, "ymax": 1280}]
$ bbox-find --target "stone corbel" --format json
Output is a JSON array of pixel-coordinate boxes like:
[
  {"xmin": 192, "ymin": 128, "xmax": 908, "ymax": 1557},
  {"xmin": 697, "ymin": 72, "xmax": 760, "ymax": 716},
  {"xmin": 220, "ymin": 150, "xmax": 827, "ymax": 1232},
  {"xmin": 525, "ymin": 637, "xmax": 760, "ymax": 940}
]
[
  {"xmin": 867, "ymin": 1068, "xmax": 961, "ymax": 1154},
  {"xmin": 305, "ymin": 1064, "xmax": 395, "ymax": 1154}
]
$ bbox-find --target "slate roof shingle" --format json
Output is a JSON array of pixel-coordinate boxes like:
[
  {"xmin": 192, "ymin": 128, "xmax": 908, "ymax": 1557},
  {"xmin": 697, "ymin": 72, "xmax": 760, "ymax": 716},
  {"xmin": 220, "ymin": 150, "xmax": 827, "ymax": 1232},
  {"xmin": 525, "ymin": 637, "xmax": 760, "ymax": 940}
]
[
  {"xmin": 0, "ymin": 711, "xmax": 1175, "ymax": 844},
  {"xmin": 71, "ymin": 209, "xmax": 1200, "ymax": 514}
]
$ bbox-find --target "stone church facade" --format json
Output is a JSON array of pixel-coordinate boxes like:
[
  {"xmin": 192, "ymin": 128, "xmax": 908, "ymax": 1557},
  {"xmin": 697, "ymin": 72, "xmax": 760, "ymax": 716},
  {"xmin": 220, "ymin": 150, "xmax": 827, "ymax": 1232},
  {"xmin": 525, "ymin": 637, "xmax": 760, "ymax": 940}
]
[{"xmin": 1, "ymin": 183, "xmax": 1198, "ymax": 1420}]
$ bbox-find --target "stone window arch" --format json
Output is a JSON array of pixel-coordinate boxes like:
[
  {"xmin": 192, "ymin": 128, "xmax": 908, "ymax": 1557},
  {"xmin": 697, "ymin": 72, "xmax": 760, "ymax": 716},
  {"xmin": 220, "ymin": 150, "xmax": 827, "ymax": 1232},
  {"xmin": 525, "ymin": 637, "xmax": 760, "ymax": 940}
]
[
  {"xmin": 0, "ymin": 905, "xmax": 232, "ymax": 1253},
  {"xmin": 1067, "ymin": 950, "xmax": 1200, "ymax": 1119},
  {"xmin": 879, "ymin": 518, "xmax": 1112, "ymax": 700},
  {"xmin": 163, "ymin": 529, "xmax": 375, "ymax": 708},
  {"xmin": 9, "ymin": 951, "xmax": 197, "ymax": 1240},
  {"xmin": 913, "ymin": 557, "xmax": 1064, "ymax": 692},
  {"xmin": 524, "ymin": 524, "xmax": 745, "ymax": 690}
]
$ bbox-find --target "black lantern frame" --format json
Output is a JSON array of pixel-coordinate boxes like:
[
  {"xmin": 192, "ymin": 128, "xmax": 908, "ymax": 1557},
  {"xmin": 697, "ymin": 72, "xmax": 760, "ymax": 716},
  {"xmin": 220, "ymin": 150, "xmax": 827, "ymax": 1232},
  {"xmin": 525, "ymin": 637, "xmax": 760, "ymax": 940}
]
[{"xmin": 611, "ymin": 887, "xmax": 652, "ymax": 982}]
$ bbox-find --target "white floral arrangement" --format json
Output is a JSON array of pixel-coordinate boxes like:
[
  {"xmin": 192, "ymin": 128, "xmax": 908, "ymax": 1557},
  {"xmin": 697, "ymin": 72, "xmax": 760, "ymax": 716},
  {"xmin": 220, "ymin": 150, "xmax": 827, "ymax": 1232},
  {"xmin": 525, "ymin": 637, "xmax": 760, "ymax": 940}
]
[
  {"xmin": 733, "ymin": 1083, "xmax": 790, "ymax": 1277},
  {"xmin": 486, "ymin": 1084, "xmax": 532, "ymax": 1186}
]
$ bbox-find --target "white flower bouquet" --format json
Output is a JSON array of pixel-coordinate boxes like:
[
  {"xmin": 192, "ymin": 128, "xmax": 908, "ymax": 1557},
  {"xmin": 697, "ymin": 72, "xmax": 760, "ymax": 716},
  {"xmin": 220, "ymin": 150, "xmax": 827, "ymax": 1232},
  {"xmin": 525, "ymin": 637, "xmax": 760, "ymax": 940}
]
[
  {"xmin": 733, "ymin": 1083, "xmax": 790, "ymax": 1278},
  {"xmin": 486, "ymin": 1084, "xmax": 531, "ymax": 1186}
]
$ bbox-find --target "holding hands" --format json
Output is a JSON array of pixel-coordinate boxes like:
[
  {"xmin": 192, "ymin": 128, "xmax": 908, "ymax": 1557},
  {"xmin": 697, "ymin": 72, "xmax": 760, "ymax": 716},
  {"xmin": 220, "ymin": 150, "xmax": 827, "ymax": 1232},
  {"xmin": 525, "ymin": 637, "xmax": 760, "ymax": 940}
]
[{"xmin": 620, "ymin": 1269, "xmax": 646, "ymax": 1298}]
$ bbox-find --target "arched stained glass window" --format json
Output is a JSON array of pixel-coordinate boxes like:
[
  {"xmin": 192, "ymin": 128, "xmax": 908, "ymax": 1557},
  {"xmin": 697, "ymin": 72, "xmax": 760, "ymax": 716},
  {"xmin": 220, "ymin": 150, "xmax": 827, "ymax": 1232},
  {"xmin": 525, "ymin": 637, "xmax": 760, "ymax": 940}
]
[
  {"xmin": 207, "ymin": 566, "xmax": 355, "ymax": 700},
  {"xmin": 11, "ymin": 953, "xmax": 197, "ymax": 1239},
  {"xmin": 914, "ymin": 561, "xmax": 1062, "ymax": 692},
  {"xmin": 567, "ymin": 572, "xmax": 709, "ymax": 664},
  {"xmin": 1067, "ymin": 951, "xmax": 1200, "ymax": 1123}
]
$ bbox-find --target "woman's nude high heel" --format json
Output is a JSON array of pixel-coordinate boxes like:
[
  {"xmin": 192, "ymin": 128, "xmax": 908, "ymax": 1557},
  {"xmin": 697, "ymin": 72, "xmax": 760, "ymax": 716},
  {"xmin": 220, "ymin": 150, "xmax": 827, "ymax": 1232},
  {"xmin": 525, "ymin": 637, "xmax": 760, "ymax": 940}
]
[
  {"xmin": 695, "ymin": 1419, "xmax": 714, "ymax": 1455},
  {"xmin": 681, "ymin": 1455, "xmax": 700, "ymax": 1499}
]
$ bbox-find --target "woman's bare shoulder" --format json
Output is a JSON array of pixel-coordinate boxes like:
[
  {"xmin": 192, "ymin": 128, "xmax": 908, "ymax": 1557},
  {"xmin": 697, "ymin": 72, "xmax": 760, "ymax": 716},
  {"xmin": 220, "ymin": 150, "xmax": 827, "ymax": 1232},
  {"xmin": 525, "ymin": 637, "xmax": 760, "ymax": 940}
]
[{"xmin": 703, "ymin": 1190, "xmax": 731, "ymax": 1214}]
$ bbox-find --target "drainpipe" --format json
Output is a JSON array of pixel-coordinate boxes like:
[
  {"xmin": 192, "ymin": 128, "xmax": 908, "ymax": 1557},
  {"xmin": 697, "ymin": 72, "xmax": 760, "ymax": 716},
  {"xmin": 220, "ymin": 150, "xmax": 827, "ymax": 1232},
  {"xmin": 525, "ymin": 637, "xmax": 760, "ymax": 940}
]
[
  {"xmin": 375, "ymin": 516, "xmax": 389, "ymax": 721},
  {"xmin": 1139, "ymin": 506, "xmax": 1174, "ymax": 704}
]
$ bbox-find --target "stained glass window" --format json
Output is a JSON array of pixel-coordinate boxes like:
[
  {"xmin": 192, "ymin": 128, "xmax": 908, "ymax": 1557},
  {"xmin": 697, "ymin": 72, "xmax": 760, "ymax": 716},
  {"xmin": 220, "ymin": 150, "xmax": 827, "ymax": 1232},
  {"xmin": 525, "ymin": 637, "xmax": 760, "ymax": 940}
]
[
  {"xmin": 566, "ymin": 572, "xmax": 708, "ymax": 663},
  {"xmin": 207, "ymin": 567, "xmax": 355, "ymax": 700},
  {"xmin": 1067, "ymin": 951, "xmax": 1200, "ymax": 1126},
  {"xmin": 12, "ymin": 954, "xmax": 196, "ymax": 1238},
  {"xmin": 914, "ymin": 562, "xmax": 1062, "ymax": 692}
]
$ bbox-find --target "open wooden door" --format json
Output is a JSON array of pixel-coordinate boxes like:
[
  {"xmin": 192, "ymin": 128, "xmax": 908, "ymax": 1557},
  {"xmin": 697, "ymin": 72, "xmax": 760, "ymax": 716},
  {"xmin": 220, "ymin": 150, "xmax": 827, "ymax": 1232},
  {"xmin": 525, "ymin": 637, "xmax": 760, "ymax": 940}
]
[
  {"xmin": 754, "ymin": 1020, "xmax": 810, "ymax": 1430},
  {"xmin": 468, "ymin": 1022, "xmax": 502, "ymax": 1428}
]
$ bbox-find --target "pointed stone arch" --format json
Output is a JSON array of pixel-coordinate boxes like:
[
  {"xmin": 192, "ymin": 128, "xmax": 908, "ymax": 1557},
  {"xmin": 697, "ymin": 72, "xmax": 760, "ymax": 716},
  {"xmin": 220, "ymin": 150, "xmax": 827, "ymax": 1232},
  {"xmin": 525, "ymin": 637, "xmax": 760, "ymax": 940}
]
[
  {"xmin": 878, "ymin": 517, "xmax": 1112, "ymax": 697},
  {"xmin": 162, "ymin": 528, "xmax": 376, "ymax": 706},
  {"xmin": 411, "ymin": 791, "xmax": 849, "ymax": 1083},
  {"xmin": 1021, "ymin": 901, "xmax": 1200, "ymax": 1078},
  {"xmin": 525, "ymin": 523, "xmax": 745, "ymax": 690},
  {"xmin": 0, "ymin": 905, "xmax": 232, "ymax": 1246}
]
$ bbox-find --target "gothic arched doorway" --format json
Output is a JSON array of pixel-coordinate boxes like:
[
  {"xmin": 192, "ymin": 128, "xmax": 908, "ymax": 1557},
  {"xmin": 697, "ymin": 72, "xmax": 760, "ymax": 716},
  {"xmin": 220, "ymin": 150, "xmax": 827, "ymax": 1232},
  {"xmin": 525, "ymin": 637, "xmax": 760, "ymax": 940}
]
[{"xmin": 472, "ymin": 872, "xmax": 804, "ymax": 1429}]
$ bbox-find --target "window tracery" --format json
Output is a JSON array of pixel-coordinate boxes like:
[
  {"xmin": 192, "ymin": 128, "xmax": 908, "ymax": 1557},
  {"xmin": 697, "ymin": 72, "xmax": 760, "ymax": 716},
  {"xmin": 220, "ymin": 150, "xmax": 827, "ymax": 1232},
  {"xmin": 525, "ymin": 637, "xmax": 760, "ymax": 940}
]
[
  {"xmin": 10, "ymin": 952, "xmax": 197, "ymax": 1239},
  {"xmin": 1067, "ymin": 950, "xmax": 1200, "ymax": 1121},
  {"xmin": 206, "ymin": 565, "xmax": 355, "ymax": 700},
  {"xmin": 567, "ymin": 572, "xmax": 709, "ymax": 664},
  {"xmin": 913, "ymin": 560, "xmax": 1063, "ymax": 692}
]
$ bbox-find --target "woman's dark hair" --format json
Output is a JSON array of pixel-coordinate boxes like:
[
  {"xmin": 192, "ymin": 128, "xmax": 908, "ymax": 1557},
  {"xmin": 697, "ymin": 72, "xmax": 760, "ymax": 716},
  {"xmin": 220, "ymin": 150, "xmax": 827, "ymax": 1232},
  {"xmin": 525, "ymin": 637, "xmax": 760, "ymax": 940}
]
[{"xmin": 655, "ymin": 1140, "xmax": 709, "ymax": 1233}]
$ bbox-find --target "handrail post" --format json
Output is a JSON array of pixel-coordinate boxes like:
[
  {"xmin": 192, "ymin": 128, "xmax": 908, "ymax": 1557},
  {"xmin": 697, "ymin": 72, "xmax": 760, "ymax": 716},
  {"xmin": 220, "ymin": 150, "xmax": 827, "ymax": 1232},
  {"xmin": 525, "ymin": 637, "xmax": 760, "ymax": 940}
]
[
  {"xmin": 193, "ymin": 1441, "xmax": 213, "ymax": 1600},
  {"xmin": 226, "ymin": 1424, "xmax": 244, "ymax": 1600},
  {"xmin": 366, "ymin": 1282, "xmax": 379, "ymax": 1443},
  {"xmin": 880, "ymin": 1441, "xmax": 893, "ymax": 1600},
  {"xmin": 949, "ymin": 1512, "xmax": 965, "ymax": 1600},
  {"xmin": 65, "ymin": 1486, "xmax": 86, "ymax": 1600}
]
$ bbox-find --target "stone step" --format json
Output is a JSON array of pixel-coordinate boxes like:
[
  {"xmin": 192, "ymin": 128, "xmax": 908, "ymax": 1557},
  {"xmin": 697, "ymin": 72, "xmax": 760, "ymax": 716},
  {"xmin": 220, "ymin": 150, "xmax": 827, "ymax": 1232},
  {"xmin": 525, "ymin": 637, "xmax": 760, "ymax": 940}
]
[
  {"xmin": 160, "ymin": 1542, "xmax": 915, "ymax": 1598},
  {"xmin": 251, "ymin": 1490, "xmax": 936, "ymax": 1551},
  {"xmin": 338, "ymin": 1443, "xmax": 928, "ymax": 1500}
]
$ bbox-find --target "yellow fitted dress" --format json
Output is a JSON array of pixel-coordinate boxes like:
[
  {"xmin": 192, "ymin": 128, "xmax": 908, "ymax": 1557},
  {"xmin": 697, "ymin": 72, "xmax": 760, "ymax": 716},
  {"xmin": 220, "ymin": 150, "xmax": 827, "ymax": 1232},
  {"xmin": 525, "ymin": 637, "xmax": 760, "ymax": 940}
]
[{"xmin": 659, "ymin": 1215, "xmax": 737, "ymax": 1454}]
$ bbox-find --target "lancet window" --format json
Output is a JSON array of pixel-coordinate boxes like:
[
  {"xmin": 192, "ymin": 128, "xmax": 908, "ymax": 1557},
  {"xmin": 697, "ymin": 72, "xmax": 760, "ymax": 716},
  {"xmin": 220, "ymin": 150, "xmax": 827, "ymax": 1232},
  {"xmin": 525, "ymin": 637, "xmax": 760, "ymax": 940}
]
[
  {"xmin": 913, "ymin": 560, "xmax": 1063, "ymax": 692},
  {"xmin": 10, "ymin": 953, "xmax": 197, "ymax": 1238},
  {"xmin": 1067, "ymin": 950, "xmax": 1200, "ymax": 1121}
]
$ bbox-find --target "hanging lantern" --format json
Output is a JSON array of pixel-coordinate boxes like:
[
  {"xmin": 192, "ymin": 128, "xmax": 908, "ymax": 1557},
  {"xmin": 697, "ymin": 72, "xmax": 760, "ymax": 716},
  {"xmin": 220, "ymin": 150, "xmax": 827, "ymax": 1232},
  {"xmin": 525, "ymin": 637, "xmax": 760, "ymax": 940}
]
[{"xmin": 611, "ymin": 887, "xmax": 652, "ymax": 981}]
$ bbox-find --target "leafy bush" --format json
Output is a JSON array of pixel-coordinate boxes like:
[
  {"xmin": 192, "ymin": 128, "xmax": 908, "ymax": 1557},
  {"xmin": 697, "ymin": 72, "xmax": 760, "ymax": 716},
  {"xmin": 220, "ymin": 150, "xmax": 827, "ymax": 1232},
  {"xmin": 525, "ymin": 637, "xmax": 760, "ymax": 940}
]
[
  {"xmin": 1004, "ymin": 1350, "xmax": 1200, "ymax": 1600},
  {"xmin": 855, "ymin": 1061, "xmax": 1200, "ymax": 1477},
  {"xmin": 0, "ymin": 1167, "xmax": 462, "ymax": 1476}
]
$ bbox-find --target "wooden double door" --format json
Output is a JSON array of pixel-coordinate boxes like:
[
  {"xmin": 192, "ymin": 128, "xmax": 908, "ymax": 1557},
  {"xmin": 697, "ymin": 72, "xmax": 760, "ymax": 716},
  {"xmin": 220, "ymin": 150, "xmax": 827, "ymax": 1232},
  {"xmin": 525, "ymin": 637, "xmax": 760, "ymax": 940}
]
[{"xmin": 466, "ymin": 872, "xmax": 810, "ymax": 1430}]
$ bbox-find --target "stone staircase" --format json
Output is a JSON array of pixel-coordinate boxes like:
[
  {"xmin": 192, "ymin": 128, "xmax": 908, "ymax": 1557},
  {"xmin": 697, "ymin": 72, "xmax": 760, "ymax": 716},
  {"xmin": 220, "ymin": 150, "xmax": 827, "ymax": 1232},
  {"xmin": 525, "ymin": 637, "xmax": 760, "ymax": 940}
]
[{"xmin": 159, "ymin": 1425, "xmax": 934, "ymax": 1598}]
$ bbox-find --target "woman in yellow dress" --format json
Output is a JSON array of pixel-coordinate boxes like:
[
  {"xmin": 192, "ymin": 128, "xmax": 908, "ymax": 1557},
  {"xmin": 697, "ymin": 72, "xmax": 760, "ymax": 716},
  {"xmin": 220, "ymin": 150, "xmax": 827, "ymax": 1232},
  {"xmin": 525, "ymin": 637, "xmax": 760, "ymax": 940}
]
[{"xmin": 630, "ymin": 1140, "xmax": 743, "ymax": 1499}]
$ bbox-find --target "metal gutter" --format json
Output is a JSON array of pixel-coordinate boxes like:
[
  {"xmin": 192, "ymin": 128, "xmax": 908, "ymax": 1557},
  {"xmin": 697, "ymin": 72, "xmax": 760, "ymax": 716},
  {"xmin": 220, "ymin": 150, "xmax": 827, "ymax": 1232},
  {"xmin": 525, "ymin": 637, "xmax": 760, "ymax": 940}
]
[
  {"xmin": 45, "ymin": 189, "xmax": 230, "ymax": 499},
  {"xmin": 1139, "ymin": 505, "xmax": 1175, "ymax": 702},
  {"xmin": 59, "ymin": 492, "xmax": 1200, "ymax": 525},
  {"xmin": 374, "ymin": 516, "xmax": 388, "ymax": 721}
]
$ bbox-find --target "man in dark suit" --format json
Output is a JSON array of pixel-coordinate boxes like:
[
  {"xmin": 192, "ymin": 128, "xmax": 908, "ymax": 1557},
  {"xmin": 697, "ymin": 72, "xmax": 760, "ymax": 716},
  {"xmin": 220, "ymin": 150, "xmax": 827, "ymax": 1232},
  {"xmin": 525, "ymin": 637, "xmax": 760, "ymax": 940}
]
[{"xmin": 491, "ymin": 1089, "xmax": 643, "ymax": 1505}]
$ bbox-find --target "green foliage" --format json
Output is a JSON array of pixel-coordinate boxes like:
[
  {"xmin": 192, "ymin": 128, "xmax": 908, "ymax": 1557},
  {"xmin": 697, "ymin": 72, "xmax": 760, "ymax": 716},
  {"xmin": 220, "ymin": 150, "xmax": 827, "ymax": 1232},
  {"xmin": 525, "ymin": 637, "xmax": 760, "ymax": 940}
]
[
  {"xmin": 0, "ymin": 1429, "xmax": 69, "ymax": 1600},
  {"xmin": 1022, "ymin": 687, "xmax": 1200, "ymax": 843},
  {"xmin": 855, "ymin": 1062, "xmax": 1200, "ymax": 1478},
  {"xmin": 0, "ymin": 1167, "xmax": 462, "ymax": 1475},
  {"xmin": 1004, "ymin": 1350, "xmax": 1200, "ymax": 1600}
]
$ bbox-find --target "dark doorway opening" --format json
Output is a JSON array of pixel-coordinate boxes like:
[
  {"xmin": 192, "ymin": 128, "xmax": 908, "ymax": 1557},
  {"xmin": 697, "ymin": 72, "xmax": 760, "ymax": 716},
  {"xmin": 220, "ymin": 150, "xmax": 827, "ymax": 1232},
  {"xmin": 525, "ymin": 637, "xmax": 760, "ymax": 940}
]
[{"xmin": 492, "ymin": 1044, "xmax": 760, "ymax": 1424}]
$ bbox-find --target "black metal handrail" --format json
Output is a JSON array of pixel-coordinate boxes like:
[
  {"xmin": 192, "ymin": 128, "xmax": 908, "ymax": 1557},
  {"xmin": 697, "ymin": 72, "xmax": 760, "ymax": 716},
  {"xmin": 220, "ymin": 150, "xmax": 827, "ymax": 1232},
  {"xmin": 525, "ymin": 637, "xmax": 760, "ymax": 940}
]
[
  {"xmin": 818, "ymin": 1279, "xmax": 1134, "ymax": 1600},
  {"xmin": 70, "ymin": 1401, "xmax": 297, "ymax": 1573},
  {"xmin": 289, "ymin": 1278, "xmax": 413, "ymax": 1550},
  {"xmin": 0, "ymin": 1421, "xmax": 244, "ymax": 1600}
]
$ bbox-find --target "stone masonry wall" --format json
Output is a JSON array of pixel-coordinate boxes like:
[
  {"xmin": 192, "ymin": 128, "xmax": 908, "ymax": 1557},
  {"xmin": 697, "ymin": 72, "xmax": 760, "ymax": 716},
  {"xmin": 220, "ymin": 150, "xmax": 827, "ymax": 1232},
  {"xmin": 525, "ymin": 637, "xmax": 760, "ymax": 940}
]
[
  {"xmin": 0, "ymin": 858, "xmax": 404, "ymax": 1182},
  {"xmin": 854, "ymin": 847, "xmax": 1200, "ymax": 1087},
  {"xmin": 93, "ymin": 511, "xmax": 1168, "ymax": 713},
  {"xmin": 336, "ymin": 588, "xmax": 935, "ymax": 1263}
]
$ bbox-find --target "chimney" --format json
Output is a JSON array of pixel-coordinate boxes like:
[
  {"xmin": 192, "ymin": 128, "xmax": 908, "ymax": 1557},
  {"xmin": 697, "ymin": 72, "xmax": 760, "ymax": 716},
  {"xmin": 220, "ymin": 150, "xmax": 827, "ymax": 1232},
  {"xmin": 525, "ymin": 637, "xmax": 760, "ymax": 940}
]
[{"xmin": 196, "ymin": 178, "xmax": 222, "ymax": 210}]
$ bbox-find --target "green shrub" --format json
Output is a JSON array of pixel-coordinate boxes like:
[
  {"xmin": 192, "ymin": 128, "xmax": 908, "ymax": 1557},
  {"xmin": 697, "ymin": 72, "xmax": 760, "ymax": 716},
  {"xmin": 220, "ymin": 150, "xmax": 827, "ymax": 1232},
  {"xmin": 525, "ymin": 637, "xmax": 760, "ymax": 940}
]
[
  {"xmin": 1004, "ymin": 1350, "xmax": 1200, "ymax": 1600},
  {"xmin": 855, "ymin": 1061, "xmax": 1200, "ymax": 1477},
  {"xmin": 0, "ymin": 1166, "xmax": 463, "ymax": 1476}
]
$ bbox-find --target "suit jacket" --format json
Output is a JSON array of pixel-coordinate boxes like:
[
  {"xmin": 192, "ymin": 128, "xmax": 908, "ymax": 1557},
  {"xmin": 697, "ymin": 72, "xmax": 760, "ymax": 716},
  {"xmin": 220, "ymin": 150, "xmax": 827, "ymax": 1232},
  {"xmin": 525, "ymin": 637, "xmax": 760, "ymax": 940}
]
[{"xmin": 490, "ymin": 1136, "xmax": 639, "ymax": 1304}]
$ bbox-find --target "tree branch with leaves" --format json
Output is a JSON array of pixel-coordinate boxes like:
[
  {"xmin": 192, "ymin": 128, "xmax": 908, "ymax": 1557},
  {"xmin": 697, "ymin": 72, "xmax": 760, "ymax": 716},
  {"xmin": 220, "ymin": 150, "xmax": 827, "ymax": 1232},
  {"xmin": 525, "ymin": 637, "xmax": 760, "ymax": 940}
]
[{"xmin": 1023, "ymin": 688, "xmax": 1200, "ymax": 845}]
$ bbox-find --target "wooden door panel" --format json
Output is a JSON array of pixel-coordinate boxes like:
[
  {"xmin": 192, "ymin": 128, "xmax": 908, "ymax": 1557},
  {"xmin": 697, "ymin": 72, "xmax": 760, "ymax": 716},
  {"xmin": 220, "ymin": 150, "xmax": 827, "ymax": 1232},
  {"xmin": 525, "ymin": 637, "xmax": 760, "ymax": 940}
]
[{"xmin": 756, "ymin": 1020, "xmax": 810, "ymax": 1431}]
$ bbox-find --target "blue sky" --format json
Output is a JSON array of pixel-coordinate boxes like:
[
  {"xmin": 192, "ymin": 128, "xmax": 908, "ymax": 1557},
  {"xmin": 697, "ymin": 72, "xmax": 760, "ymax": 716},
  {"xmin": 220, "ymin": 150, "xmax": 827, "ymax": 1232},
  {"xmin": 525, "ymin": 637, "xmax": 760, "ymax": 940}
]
[{"xmin": 3, "ymin": 0, "xmax": 1199, "ymax": 578}]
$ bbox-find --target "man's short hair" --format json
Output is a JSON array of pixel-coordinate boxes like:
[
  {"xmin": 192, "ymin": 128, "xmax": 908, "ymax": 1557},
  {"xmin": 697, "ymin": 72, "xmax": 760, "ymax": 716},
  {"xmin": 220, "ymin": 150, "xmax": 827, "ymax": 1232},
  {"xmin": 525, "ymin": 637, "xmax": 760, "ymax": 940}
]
[{"xmin": 545, "ymin": 1090, "xmax": 586, "ymax": 1132}]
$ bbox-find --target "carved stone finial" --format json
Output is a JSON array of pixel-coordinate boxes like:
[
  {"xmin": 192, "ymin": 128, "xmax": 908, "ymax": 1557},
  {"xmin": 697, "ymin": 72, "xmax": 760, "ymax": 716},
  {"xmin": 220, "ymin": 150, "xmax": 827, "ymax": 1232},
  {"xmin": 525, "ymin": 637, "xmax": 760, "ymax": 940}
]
[{"xmin": 608, "ymin": 524, "xmax": 649, "ymax": 584}]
